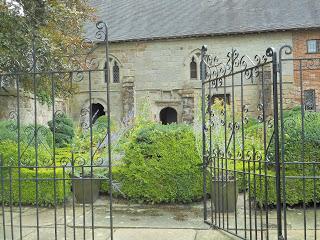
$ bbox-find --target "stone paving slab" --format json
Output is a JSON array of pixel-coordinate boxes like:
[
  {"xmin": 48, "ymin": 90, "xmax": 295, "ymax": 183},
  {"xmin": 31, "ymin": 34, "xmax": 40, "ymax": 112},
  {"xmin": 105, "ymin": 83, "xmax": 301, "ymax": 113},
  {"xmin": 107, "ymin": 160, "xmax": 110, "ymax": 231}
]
[
  {"xmin": 195, "ymin": 230, "xmax": 236, "ymax": 240},
  {"xmin": 109, "ymin": 229, "xmax": 197, "ymax": 240},
  {"xmin": 1, "ymin": 195, "xmax": 320, "ymax": 239}
]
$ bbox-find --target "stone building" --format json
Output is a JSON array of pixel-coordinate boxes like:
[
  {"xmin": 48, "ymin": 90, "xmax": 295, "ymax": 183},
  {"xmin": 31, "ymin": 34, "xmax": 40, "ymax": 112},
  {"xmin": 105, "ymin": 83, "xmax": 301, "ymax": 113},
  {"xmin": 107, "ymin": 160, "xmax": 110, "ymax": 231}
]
[
  {"xmin": 1, "ymin": 0, "xmax": 320, "ymax": 125},
  {"xmin": 69, "ymin": 0, "xmax": 319, "ymax": 125}
]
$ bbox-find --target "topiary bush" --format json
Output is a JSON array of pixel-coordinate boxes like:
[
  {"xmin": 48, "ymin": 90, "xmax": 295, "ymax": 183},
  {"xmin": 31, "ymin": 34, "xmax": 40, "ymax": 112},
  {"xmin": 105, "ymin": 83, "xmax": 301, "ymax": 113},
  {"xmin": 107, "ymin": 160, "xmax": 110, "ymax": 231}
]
[
  {"xmin": 117, "ymin": 123, "xmax": 203, "ymax": 203},
  {"xmin": 48, "ymin": 113, "xmax": 74, "ymax": 148}
]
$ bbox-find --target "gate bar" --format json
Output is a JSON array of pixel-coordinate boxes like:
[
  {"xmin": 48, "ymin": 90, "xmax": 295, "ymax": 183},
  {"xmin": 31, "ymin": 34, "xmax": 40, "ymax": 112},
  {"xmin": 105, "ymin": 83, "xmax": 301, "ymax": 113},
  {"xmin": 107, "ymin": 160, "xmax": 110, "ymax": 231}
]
[
  {"xmin": 201, "ymin": 45, "xmax": 208, "ymax": 222},
  {"xmin": 268, "ymin": 47, "xmax": 284, "ymax": 240}
]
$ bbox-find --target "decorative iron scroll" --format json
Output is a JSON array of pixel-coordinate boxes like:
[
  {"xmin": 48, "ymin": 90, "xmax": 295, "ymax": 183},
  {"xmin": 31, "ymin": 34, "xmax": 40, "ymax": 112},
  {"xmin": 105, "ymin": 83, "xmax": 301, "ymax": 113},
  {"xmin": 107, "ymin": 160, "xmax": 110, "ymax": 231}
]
[{"xmin": 201, "ymin": 47, "xmax": 271, "ymax": 83}]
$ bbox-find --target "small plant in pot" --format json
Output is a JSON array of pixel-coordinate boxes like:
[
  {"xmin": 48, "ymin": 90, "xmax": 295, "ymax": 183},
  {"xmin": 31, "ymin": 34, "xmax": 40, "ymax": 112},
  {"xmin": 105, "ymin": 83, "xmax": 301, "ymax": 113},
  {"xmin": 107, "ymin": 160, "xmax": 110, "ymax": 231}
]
[
  {"xmin": 211, "ymin": 171, "xmax": 238, "ymax": 212},
  {"xmin": 68, "ymin": 157, "xmax": 106, "ymax": 204}
]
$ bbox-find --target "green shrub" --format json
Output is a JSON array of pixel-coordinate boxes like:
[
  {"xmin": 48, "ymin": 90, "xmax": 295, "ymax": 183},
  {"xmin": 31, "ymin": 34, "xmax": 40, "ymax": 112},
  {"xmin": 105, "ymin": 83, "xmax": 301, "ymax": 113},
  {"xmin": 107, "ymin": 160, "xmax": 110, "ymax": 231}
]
[
  {"xmin": 117, "ymin": 123, "xmax": 203, "ymax": 203},
  {"xmin": 251, "ymin": 169, "xmax": 320, "ymax": 206},
  {"xmin": 0, "ymin": 120, "xmax": 53, "ymax": 147},
  {"xmin": 281, "ymin": 110, "xmax": 320, "ymax": 168},
  {"xmin": 0, "ymin": 167, "xmax": 70, "ymax": 206},
  {"xmin": 246, "ymin": 108, "xmax": 320, "ymax": 206},
  {"xmin": 0, "ymin": 140, "xmax": 52, "ymax": 167},
  {"xmin": 100, "ymin": 166, "xmax": 122, "ymax": 197},
  {"xmin": 48, "ymin": 113, "xmax": 74, "ymax": 148}
]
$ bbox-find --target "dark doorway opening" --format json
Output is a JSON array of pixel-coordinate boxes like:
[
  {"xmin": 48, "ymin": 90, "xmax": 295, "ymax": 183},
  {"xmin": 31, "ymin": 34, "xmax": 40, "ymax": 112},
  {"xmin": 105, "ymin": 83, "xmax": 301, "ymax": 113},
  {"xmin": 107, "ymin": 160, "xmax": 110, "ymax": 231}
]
[
  {"xmin": 160, "ymin": 107, "xmax": 177, "ymax": 125},
  {"xmin": 91, "ymin": 103, "xmax": 105, "ymax": 124}
]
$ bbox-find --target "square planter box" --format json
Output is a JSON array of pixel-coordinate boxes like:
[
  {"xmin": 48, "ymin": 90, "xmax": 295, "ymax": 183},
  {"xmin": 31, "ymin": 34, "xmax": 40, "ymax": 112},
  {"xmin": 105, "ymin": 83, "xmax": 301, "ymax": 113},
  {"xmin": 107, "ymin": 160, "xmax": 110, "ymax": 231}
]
[
  {"xmin": 73, "ymin": 177, "xmax": 101, "ymax": 204},
  {"xmin": 211, "ymin": 179, "xmax": 238, "ymax": 212}
]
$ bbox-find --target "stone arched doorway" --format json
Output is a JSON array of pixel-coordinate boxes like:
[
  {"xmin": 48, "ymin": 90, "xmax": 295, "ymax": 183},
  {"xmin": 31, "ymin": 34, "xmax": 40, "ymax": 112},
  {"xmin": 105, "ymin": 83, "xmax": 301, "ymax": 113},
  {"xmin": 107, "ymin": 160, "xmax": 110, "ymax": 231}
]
[
  {"xmin": 160, "ymin": 107, "xmax": 177, "ymax": 125},
  {"xmin": 91, "ymin": 103, "xmax": 105, "ymax": 124}
]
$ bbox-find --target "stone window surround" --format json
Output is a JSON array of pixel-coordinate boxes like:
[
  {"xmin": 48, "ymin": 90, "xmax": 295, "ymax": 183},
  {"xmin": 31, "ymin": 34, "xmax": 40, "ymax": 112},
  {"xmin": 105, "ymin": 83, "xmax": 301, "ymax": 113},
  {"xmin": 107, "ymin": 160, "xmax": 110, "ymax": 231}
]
[
  {"xmin": 184, "ymin": 49, "xmax": 201, "ymax": 81},
  {"xmin": 104, "ymin": 55, "xmax": 122, "ymax": 84},
  {"xmin": 155, "ymin": 100, "xmax": 181, "ymax": 123}
]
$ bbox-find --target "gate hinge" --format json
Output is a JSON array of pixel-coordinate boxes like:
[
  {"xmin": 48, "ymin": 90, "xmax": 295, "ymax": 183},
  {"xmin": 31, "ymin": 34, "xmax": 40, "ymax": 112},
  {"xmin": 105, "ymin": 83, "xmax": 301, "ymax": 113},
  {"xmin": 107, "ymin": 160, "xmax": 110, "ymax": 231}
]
[{"xmin": 276, "ymin": 63, "xmax": 280, "ymax": 73}]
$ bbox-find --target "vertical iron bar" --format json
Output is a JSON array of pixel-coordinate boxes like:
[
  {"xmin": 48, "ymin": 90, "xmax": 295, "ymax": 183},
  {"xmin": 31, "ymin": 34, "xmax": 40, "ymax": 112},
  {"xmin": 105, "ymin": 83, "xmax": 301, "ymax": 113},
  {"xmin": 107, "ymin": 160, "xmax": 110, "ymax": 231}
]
[
  {"xmin": 313, "ymin": 163, "xmax": 317, "ymax": 240},
  {"xmin": 70, "ymin": 71, "xmax": 76, "ymax": 240},
  {"xmin": 82, "ymin": 166, "xmax": 86, "ymax": 240},
  {"xmin": 240, "ymin": 72, "xmax": 247, "ymax": 239},
  {"xmin": 261, "ymin": 65, "xmax": 269, "ymax": 240},
  {"xmin": 248, "ymin": 147, "xmax": 252, "ymax": 240},
  {"xmin": 9, "ymin": 167, "xmax": 13, "ymax": 240},
  {"xmin": 269, "ymin": 47, "xmax": 283, "ymax": 240},
  {"xmin": 71, "ymin": 152, "xmax": 76, "ymax": 240},
  {"xmin": 279, "ymin": 46, "xmax": 287, "ymax": 240},
  {"xmin": 0, "ymin": 154, "xmax": 6, "ymax": 240},
  {"xmin": 253, "ymin": 148, "xmax": 257, "ymax": 240},
  {"xmin": 248, "ymin": 75, "xmax": 253, "ymax": 240},
  {"xmin": 105, "ymin": 24, "xmax": 114, "ymax": 240},
  {"xmin": 63, "ymin": 165, "xmax": 67, "ymax": 240},
  {"xmin": 231, "ymin": 49, "xmax": 238, "ymax": 234},
  {"xmin": 32, "ymin": 31, "xmax": 40, "ymax": 240},
  {"xmin": 201, "ymin": 45, "xmax": 208, "ymax": 222},
  {"xmin": 217, "ymin": 149, "xmax": 221, "ymax": 227},
  {"xmin": 16, "ymin": 74, "xmax": 23, "ymax": 240},
  {"xmin": 299, "ymin": 60, "xmax": 307, "ymax": 240},
  {"xmin": 223, "ymin": 75, "xmax": 227, "ymax": 230},
  {"xmin": 88, "ymin": 70, "xmax": 95, "ymax": 240},
  {"xmin": 51, "ymin": 73, "xmax": 58, "ymax": 240},
  {"xmin": 208, "ymin": 74, "xmax": 214, "ymax": 226}
]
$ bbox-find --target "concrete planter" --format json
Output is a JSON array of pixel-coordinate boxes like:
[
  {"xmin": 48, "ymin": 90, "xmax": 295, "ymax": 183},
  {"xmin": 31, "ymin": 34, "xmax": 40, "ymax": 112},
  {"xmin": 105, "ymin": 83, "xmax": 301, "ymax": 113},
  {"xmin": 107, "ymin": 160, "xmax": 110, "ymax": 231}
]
[
  {"xmin": 211, "ymin": 178, "xmax": 238, "ymax": 212},
  {"xmin": 73, "ymin": 177, "xmax": 101, "ymax": 203}
]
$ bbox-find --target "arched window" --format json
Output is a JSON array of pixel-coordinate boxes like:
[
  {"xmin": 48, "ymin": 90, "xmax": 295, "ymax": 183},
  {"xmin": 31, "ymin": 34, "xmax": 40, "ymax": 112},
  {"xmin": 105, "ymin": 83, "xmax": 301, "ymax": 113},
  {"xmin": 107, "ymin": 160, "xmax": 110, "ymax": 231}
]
[
  {"xmin": 113, "ymin": 62, "xmax": 120, "ymax": 83},
  {"xmin": 104, "ymin": 57, "xmax": 121, "ymax": 83},
  {"xmin": 190, "ymin": 56, "xmax": 197, "ymax": 79}
]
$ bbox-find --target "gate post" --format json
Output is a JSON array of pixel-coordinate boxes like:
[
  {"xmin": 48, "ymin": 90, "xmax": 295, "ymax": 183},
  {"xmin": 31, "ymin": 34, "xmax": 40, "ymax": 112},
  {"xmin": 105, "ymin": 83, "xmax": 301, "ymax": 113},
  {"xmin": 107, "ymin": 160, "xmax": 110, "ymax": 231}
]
[
  {"xmin": 201, "ymin": 45, "xmax": 208, "ymax": 222},
  {"xmin": 267, "ymin": 47, "xmax": 284, "ymax": 240}
]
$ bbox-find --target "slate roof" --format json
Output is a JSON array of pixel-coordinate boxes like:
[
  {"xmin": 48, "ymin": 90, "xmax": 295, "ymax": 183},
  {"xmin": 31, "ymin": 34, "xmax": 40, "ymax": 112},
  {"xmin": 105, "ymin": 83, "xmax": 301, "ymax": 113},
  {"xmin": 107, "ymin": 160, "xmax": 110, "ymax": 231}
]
[{"xmin": 85, "ymin": 0, "xmax": 320, "ymax": 42}]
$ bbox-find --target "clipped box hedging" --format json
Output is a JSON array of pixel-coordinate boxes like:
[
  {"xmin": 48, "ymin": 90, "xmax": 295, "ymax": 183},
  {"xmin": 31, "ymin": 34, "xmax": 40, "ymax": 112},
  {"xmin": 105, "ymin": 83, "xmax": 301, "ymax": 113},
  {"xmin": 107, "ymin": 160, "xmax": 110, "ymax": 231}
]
[
  {"xmin": 0, "ymin": 167, "xmax": 70, "ymax": 206},
  {"xmin": 251, "ymin": 169, "xmax": 320, "ymax": 207}
]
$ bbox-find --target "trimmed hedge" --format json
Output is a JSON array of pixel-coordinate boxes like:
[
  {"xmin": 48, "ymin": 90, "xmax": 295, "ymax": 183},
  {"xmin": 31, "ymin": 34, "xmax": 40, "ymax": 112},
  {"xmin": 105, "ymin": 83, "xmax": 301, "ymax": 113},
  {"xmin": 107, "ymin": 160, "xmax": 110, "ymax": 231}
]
[
  {"xmin": 116, "ymin": 123, "xmax": 203, "ymax": 203},
  {"xmin": 0, "ymin": 140, "xmax": 52, "ymax": 167},
  {"xmin": 240, "ymin": 109, "xmax": 320, "ymax": 206},
  {"xmin": 251, "ymin": 170, "xmax": 320, "ymax": 206},
  {"xmin": 0, "ymin": 120, "xmax": 53, "ymax": 147},
  {"xmin": 0, "ymin": 167, "xmax": 70, "ymax": 206},
  {"xmin": 100, "ymin": 166, "xmax": 122, "ymax": 197}
]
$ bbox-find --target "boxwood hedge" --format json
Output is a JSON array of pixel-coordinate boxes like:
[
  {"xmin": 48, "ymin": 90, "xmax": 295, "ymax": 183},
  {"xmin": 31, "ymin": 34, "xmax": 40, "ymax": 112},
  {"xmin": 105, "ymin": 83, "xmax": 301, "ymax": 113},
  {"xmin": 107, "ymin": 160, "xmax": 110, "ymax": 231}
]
[
  {"xmin": 115, "ymin": 123, "xmax": 203, "ymax": 203},
  {"xmin": 0, "ymin": 167, "xmax": 70, "ymax": 206}
]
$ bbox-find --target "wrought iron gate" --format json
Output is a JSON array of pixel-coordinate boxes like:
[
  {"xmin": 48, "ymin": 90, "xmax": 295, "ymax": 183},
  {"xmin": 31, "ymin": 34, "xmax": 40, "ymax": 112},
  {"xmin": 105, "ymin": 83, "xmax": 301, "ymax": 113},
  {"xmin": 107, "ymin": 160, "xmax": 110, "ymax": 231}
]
[
  {"xmin": 0, "ymin": 21, "xmax": 114, "ymax": 240},
  {"xmin": 201, "ymin": 45, "xmax": 320, "ymax": 240}
]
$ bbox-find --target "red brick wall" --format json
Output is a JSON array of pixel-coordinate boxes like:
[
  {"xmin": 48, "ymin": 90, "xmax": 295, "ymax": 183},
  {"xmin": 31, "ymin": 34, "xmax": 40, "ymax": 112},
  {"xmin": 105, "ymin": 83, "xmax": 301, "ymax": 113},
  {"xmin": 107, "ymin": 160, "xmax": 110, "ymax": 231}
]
[{"xmin": 292, "ymin": 30, "xmax": 320, "ymax": 110}]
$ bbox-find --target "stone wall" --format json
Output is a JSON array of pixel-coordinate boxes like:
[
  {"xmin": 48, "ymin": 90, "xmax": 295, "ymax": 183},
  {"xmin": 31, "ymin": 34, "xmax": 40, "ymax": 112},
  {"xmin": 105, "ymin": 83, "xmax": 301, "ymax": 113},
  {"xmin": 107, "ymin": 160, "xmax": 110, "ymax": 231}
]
[
  {"xmin": 0, "ymin": 89, "xmax": 67, "ymax": 126},
  {"xmin": 70, "ymin": 31, "xmax": 294, "ymax": 123}
]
